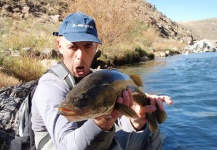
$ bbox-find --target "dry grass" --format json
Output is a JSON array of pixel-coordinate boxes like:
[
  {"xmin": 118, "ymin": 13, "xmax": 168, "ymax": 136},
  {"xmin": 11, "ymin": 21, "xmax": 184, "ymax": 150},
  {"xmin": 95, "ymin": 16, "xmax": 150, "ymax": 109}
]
[
  {"xmin": 0, "ymin": 0, "xmax": 174, "ymax": 85},
  {"xmin": 65, "ymin": 0, "xmax": 158, "ymax": 62},
  {"xmin": 74, "ymin": 1, "xmax": 158, "ymax": 62},
  {"xmin": 1, "ymin": 55, "xmax": 46, "ymax": 82},
  {"xmin": 178, "ymin": 18, "xmax": 217, "ymax": 40},
  {"xmin": 0, "ymin": 17, "xmax": 58, "ymax": 51},
  {"xmin": 0, "ymin": 16, "xmax": 58, "ymax": 84},
  {"xmin": 152, "ymin": 40, "xmax": 185, "ymax": 52},
  {"xmin": 0, "ymin": 71, "xmax": 20, "ymax": 88},
  {"xmin": 65, "ymin": 0, "xmax": 137, "ymax": 49}
]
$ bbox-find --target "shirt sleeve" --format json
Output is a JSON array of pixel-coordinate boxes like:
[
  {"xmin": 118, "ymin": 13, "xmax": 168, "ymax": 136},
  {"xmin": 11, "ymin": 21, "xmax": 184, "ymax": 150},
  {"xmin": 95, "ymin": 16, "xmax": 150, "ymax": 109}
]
[
  {"xmin": 118, "ymin": 115, "xmax": 145, "ymax": 132},
  {"xmin": 117, "ymin": 116, "xmax": 163, "ymax": 150},
  {"xmin": 32, "ymin": 73, "xmax": 115, "ymax": 150}
]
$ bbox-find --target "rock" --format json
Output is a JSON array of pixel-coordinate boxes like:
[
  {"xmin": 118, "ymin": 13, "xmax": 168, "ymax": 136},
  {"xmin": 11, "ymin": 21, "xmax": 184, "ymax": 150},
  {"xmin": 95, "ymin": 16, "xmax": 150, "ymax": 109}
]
[
  {"xmin": 40, "ymin": 59, "xmax": 58, "ymax": 69},
  {"xmin": 21, "ymin": 47, "xmax": 33, "ymax": 54},
  {"xmin": 13, "ymin": 8, "xmax": 20, "ymax": 13},
  {"xmin": 10, "ymin": 49, "xmax": 20, "ymax": 57},
  {"xmin": 0, "ymin": 81, "xmax": 36, "ymax": 131},
  {"xmin": 0, "ymin": 0, "xmax": 194, "ymax": 45},
  {"xmin": 41, "ymin": 48, "xmax": 59, "ymax": 59},
  {"xmin": 0, "ymin": 80, "xmax": 38, "ymax": 149},
  {"xmin": 143, "ymin": 2, "xmax": 194, "ymax": 44},
  {"xmin": 50, "ymin": 14, "xmax": 60, "ymax": 22},
  {"xmin": 165, "ymin": 50, "xmax": 171, "ymax": 56},
  {"xmin": 0, "ymin": 0, "xmax": 68, "ymax": 20},
  {"xmin": 22, "ymin": 6, "xmax": 30, "ymax": 14},
  {"xmin": 140, "ymin": 56, "xmax": 149, "ymax": 61},
  {"xmin": 154, "ymin": 51, "xmax": 166, "ymax": 57},
  {"xmin": 183, "ymin": 39, "xmax": 217, "ymax": 54}
]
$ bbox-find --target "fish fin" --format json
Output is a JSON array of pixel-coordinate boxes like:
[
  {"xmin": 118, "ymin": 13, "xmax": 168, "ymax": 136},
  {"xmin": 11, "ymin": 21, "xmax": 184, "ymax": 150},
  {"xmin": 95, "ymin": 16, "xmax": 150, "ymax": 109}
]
[
  {"xmin": 129, "ymin": 74, "xmax": 143, "ymax": 87},
  {"xmin": 115, "ymin": 103, "xmax": 139, "ymax": 118},
  {"xmin": 132, "ymin": 92, "xmax": 150, "ymax": 106},
  {"xmin": 153, "ymin": 105, "xmax": 167, "ymax": 124},
  {"xmin": 133, "ymin": 92, "xmax": 167, "ymax": 132},
  {"xmin": 146, "ymin": 113, "xmax": 158, "ymax": 132}
]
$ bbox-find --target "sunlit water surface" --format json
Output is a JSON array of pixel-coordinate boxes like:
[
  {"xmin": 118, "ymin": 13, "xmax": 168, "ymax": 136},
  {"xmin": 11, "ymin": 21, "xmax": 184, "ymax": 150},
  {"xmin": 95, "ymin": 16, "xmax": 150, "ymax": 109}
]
[{"xmin": 120, "ymin": 52, "xmax": 217, "ymax": 150}]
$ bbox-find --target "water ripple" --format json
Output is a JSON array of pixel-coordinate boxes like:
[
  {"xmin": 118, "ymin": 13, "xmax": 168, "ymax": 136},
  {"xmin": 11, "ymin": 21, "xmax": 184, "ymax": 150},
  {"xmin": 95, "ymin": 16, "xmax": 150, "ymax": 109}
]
[{"xmin": 123, "ymin": 52, "xmax": 217, "ymax": 150}]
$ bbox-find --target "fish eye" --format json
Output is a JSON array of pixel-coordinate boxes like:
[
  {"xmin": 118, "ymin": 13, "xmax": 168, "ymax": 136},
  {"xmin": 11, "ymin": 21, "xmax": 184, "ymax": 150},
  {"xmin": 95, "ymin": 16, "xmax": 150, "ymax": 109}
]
[
  {"xmin": 80, "ymin": 93, "xmax": 89, "ymax": 101},
  {"xmin": 73, "ymin": 98, "xmax": 78, "ymax": 102},
  {"xmin": 79, "ymin": 94, "xmax": 83, "ymax": 99}
]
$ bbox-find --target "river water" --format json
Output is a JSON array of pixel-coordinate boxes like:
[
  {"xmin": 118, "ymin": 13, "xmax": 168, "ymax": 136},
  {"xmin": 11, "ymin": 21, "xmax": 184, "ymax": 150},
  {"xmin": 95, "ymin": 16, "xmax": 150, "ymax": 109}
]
[{"xmin": 121, "ymin": 52, "xmax": 217, "ymax": 150}]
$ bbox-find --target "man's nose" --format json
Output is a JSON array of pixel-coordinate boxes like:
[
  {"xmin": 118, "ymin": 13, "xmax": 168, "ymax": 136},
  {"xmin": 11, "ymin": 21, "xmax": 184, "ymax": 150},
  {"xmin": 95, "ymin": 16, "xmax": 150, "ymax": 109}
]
[{"xmin": 76, "ymin": 49, "xmax": 83, "ymax": 60}]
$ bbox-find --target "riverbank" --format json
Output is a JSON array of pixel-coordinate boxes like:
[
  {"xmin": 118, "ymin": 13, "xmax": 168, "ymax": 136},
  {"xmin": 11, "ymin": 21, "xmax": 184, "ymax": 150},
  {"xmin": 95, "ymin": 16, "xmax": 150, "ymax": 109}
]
[
  {"xmin": 0, "ymin": 49, "xmax": 217, "ymax": 150},
  {"xmin": 0, "ymin": 0, "xmax": 194, "ymax": 84}
]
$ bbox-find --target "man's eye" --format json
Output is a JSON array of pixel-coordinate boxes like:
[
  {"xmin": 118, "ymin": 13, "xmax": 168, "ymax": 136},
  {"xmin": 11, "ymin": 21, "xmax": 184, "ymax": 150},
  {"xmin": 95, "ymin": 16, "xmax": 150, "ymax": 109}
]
[
  {"xmin": 69, "ymin": 46, "xmax": 76, "ymax": 50},
  {"xmin": 85, "ymin": 45, "xmax": 92, "ymax": 48}
]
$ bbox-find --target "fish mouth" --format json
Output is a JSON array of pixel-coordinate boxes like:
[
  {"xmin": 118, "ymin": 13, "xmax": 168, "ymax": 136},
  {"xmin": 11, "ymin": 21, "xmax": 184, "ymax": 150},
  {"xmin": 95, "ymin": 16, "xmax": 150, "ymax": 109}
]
[
  {"xmin": 58, "ymin": 106, "xmax": 94, "ymax": 122},
  {"xmin": 58, "ymin": 106, "xmax": 82, "ymax": 116},
  {"xmin": 58, "ymin": 107, "xmax": 74, "ymax": 116}
]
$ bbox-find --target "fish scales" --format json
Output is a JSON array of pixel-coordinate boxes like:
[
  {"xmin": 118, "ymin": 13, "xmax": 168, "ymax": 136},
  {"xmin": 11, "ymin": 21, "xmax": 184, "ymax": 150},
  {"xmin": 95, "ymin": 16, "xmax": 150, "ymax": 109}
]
[{"xmin": 58, "ymin": 69, "xmax": 167, "ymax": 132}]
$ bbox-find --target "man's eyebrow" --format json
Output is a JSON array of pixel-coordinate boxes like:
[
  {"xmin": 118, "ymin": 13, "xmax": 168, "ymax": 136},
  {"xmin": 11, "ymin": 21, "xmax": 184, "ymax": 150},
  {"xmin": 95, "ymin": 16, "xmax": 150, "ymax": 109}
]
[
  {"xmin": 84, "ymin": 42, "xmax": 93, "ymax": 46},
  {"xmin": 69, "ymin": 42, "xmax": 93, "ymax": 47}
]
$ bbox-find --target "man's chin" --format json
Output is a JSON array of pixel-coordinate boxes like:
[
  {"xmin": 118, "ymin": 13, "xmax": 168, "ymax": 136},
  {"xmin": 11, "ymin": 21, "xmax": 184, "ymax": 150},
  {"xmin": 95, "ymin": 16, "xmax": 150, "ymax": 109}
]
[{"xmin": 74, "ymin": 71, "xmax": 87, "ymax": 78}]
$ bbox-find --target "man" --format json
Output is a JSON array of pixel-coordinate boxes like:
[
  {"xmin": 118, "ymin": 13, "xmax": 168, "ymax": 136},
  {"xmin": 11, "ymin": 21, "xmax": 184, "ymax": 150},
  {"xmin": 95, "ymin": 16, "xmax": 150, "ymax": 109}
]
[{"xmin": 31, "ymin": 12, "xmax": 173, "ymax": 150}]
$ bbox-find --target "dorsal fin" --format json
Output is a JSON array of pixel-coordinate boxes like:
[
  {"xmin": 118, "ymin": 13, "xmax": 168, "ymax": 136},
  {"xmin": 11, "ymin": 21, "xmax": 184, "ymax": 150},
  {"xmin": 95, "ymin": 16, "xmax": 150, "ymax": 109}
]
[{"xmin": 129, "ymin": 74, "xmax": 143, "ymax": 86}]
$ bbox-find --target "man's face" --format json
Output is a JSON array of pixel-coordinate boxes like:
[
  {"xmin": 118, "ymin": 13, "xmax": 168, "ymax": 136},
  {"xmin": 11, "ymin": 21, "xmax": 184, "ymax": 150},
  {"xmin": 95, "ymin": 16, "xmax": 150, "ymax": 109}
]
[{"xmin": 57, "ymin": 37, "xmax": 98, "ymax": 78}]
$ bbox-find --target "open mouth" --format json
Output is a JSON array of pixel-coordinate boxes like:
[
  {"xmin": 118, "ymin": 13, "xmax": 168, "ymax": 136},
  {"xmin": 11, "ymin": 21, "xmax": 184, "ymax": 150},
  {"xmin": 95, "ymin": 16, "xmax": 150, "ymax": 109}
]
[{"xmin": 76, "ymin": 66, "xmax": 85, "ymax": 74}]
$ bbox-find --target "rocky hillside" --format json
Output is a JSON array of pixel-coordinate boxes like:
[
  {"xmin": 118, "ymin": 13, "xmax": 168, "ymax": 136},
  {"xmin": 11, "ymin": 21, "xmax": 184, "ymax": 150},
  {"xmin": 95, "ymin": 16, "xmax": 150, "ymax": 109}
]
[
  {"xmin": 142, "ymin": 3, "xmax": 193, "ymax": 43},
  {"xmin": 0, "ymin": 0, "xmax": 194, "ymax": 44},
  {"xmin": 178, "ymin": 18, "xmax": 217, "ymax": 40}
]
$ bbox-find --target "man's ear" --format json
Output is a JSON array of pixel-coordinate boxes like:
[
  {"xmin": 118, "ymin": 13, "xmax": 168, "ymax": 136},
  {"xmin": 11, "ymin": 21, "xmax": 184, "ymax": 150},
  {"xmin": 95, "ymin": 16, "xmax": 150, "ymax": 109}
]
[{"xmin": 57, "ymin": 37, "xmax": 63, "ymax": 54}]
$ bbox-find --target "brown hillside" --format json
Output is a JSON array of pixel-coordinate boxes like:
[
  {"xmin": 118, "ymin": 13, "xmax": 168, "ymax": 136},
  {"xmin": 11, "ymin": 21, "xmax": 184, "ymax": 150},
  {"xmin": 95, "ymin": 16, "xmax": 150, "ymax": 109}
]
[
  {"xmin": 178, "ymin": 18, "xmax": 217, "ymax": 40},
  {"xmin": 0, "ymin": 0, "xmax": 195, "ymax": 84}
]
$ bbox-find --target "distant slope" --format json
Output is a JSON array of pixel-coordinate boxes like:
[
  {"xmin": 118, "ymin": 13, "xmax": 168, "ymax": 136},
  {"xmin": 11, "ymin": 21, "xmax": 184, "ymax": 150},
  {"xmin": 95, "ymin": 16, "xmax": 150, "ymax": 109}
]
[{"xmin": 178, "ymin": 18, "xmax": 217, "ymax": 40}]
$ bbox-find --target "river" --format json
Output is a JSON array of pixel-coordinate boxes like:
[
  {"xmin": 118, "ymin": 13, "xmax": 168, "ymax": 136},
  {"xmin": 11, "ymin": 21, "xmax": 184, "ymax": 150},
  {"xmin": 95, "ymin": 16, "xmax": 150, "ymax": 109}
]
[{"xmin": 121, "ymin": 52, "xmax": 217, "ymax": 150}]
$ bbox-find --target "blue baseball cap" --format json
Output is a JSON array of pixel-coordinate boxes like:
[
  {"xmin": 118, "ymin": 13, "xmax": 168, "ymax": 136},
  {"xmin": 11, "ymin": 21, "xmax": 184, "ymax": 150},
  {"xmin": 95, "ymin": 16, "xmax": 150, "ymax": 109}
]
[{"xmin": 53, "ymin": 12, "xmax": 101, "ymax": 44}]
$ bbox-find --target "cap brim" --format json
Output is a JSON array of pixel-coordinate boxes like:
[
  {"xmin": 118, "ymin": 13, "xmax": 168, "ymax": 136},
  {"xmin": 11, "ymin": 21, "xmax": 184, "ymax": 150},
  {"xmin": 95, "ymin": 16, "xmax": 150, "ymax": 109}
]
[{"xmin": 63, "ymin": 33, "xmax": 102, "ymax": 44}]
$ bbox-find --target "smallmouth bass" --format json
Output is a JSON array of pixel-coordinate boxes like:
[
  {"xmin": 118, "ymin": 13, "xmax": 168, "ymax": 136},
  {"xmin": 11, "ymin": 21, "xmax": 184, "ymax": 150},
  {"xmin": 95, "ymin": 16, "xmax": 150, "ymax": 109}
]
[{"xmin": 58, "ymin": 69, "xmax": 167, "ymax": 132}]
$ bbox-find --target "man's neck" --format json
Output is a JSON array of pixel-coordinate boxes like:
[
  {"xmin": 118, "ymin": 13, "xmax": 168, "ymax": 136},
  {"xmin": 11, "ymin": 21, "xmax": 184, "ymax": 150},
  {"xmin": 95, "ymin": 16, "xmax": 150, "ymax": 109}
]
[{"xmin": 74, "ymin": 71, "xmax": 92, "ymax": 84}]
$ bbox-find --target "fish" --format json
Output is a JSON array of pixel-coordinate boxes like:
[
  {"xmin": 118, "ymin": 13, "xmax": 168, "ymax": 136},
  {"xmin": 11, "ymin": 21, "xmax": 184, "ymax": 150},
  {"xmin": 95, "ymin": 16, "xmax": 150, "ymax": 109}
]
[{"xmin": 58, "ymin": 69, "xmax": 167, "ymax": 132}]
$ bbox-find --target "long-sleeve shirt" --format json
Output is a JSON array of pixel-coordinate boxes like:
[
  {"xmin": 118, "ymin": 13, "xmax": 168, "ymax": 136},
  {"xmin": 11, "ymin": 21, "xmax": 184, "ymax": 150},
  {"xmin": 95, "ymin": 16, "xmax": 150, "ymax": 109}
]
[{"xmin": 31, "ymin": 72, "xmax": 163, "ymax": 150}]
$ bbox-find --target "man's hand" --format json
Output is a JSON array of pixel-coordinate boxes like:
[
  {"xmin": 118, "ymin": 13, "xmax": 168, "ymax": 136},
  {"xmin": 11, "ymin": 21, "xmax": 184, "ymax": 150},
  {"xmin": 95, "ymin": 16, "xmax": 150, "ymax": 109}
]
[
  {"xmin": 130, "ymin": 92, "xmax": 173, "ymax": 130},
  {"xmin": 93, "ymin": 89, "xmax": 173, "ymax": 131},
  {"xmin": 93, "ymin": 109, "xmax": 120, "ymax": 131}
]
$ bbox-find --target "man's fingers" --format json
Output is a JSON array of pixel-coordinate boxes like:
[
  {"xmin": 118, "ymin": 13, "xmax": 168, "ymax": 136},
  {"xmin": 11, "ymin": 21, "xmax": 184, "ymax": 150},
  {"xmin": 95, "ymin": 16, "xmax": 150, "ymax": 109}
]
[
  {"xmin": 110, "ymin": 110, "xmax": 121, "ymax": 119},
  {"xmin": 127, "ymin": 88, "xmax": 134, "ymax": 107},
  {"xmin": 123, "ymin": 90, "xmax": 130, "ymax": 106},
  {"xmin": 117, "ymin": 89, "xmax": 134, "ymax": 107},
  {"xmin": 162, "ymin": 96, "xmax": 173, "ymax": 104},
  {"xmin": 147, "ymin": 94, "xmax": 173, "ymax": 107},
  {"xmin": 117, "ymin": 96, "xmax": 123, "ymax": 104},
  {"xmin": 134, "ymin": 104, "xmax": 156, "ymax": 115},
  {"xmin": 149, "ymin": 96, "xmax": 157, "ymax": 106},
  {"xmin": 156, "ymin": 97, "xmax": 164, "ymax": 111}
]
